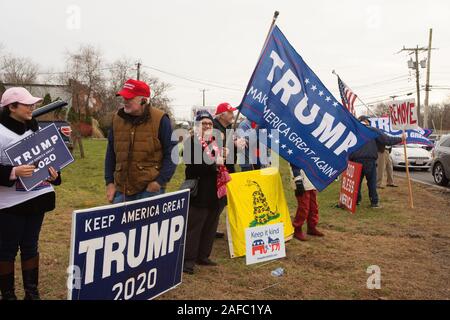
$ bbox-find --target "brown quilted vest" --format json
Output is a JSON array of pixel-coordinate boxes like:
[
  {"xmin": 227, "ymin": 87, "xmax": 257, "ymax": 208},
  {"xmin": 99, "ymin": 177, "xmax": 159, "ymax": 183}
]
[{"xmin": 112, "ymin": 106, "xmax": 165, "ymax": 196}]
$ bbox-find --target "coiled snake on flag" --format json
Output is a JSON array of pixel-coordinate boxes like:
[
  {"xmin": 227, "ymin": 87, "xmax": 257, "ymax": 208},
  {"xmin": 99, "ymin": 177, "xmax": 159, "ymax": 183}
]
[{"xmin": 246, "ymin": 180, "xmax": 279, "ymax": 226}]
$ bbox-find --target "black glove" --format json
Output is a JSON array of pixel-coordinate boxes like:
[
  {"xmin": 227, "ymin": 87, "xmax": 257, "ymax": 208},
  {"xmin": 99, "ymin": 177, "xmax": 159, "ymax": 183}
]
[{"xmin": 294, "ymin": 179, "xmax": 306, "ymax": 197}]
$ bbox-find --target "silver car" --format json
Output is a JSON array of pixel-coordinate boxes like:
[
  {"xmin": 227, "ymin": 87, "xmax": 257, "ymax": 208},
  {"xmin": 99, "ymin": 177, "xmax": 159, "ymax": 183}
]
[{"xmin": 431, "ymin": 135, "xmax": 450, "ymax": 186}]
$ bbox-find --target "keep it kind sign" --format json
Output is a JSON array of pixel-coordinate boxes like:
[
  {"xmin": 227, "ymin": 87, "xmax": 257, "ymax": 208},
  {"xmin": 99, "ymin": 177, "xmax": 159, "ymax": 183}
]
[{"xmin": 245, "ymin": 223, "xmax": 286, "ymax": 265}]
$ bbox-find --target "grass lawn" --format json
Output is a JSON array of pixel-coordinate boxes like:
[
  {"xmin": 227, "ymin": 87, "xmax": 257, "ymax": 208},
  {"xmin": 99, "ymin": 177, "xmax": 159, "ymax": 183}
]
[{"xmin": 14, "ymin": 139, "xmax": 450, "ymax": 300}]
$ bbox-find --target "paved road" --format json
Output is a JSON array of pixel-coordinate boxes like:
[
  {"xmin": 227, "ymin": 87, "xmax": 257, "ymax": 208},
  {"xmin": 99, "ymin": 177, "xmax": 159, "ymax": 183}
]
[{"xmin": 393, "ymin": 168, "xmax": 450, "ymax": 190}]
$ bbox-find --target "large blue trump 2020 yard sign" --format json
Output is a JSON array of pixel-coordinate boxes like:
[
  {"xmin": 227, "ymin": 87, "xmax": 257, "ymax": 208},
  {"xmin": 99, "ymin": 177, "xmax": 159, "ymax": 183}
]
[{"xmin": 68, "ymin": 190, "xmax": 190, "ymax": 300}]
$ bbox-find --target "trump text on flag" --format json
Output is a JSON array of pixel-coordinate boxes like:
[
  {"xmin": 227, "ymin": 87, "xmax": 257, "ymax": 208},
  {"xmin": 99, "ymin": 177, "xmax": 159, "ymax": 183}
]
[{"xmin": 239, "ymin": 26, "xmax": 379, "ymax": 191}]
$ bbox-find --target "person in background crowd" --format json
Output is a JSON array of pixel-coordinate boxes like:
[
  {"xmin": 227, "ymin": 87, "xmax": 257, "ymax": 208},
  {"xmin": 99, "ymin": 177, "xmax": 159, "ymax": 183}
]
[
  {"xmin": 212, "ymin": 102, "xmax": 246, "ymax": 238},
  {"xmin": 350, "ymin": 115, "xmax": 403, "ymax": 208},
  {"xmin": 183, "ymin": 110, "xmax": 231, "ymax": 274},
  {"xmin": 377, "ymin": 145, "xmax": 397, "ymax": 188},
  {"xmin": 237, "ymin": 119, "xmax": 270, "ymax": 172},
  {"xmin": 104, "ymin": 79, "xmax": 177, "ymax": 204},
  {"xmin": 0, "ymin": 87, "xmax": 61, "ymax": 300},
  {"xmin": 290, "ymin": 164, "xmax": 323, "ymax": 241}
]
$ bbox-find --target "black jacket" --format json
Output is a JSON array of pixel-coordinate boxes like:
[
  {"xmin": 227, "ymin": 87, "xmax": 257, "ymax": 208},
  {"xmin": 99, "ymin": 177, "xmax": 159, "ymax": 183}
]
[
  {"xmin": 213, "ymin": 118, "xmax": 236, "ymax": 174},
  {"xmin": 350, "ymin": 127, "xmax": 402, "ymax": 161},
  {"xmin": 184, "ymin": 135, "xmax": 219, "ymax": 209}
]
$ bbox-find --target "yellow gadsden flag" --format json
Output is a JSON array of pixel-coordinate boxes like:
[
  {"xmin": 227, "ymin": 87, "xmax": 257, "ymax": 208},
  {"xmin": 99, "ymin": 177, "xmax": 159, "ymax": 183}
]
[{"xmin": 225, "ymin": 167, "xmax": 294, "ymax": 258}]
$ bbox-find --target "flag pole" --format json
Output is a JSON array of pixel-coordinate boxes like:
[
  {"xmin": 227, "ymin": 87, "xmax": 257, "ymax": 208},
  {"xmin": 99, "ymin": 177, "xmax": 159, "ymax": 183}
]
[
  {"xmin": 402, "ymin": 129, "xmax": 414, "ymax": 208},
  {"xmin": 232, "ymin": 11, "xmax": 280, "ymax": 131},
  {"xmin": 332, "ymin": 70, "xmax": 378, "ymax": 117}
]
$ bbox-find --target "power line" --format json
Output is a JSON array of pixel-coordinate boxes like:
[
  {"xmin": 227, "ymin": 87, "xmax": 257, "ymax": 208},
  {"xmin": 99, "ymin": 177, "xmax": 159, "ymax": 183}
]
[
  {"xmin": 359, "ymin": 86, "xmax": 417, "ymax": 101},
  {"xmin": 33, "ymin": 65, "xmax": 134, "ymax": 76},
  {"xmin": 354, "ymin": 73, "xmax": 423, "ymax": 93},
  {"xmin": 141, "ymin": 64, "xmax": 243, "ymax": 92},
  {"xmin": 356, "ymin": 88, "xmax": 425, "ymax": 107},
  {"xmin": 357, "ymin": 86, "xmax": 418, "ymax": 100},
  {"xmin": 399, "ymin": 42, "xmax": 438, "ymax": 127},
  {"xmin": 351, "ymin": 74, "xmax": 412, "ymax": 90}
]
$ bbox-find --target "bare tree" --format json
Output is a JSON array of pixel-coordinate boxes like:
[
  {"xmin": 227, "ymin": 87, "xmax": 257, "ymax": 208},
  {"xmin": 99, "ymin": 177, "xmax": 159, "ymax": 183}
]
[
  {"xmin": 139, "ymin": 70, "xmax": 173, "ymax": 121},
  {"xmin": 61, "ymin": 44, "xmax": 105, "ymax": 122},
  {"xmin": 38, "ymin": 68, "xmax": 61, "ymax": 85},
  {"xmin": 108, "ymin": 58, "xmax": 134, "ymax": 92},
  {"xmin": 103, "ymin": 58, "xmax": 135, "ymax": 113},
  {"xmin": 429, "ymin": 102, "xmax": 450, "ymax": 132},
  {"xmin": 105, "ymin": 60, "xmax": 172, "ymax": 113},
  {"xmin": 374, "ymin": 103, "xmax": 389, "ymax": 116},
  {"xmin": 95, "ymin": 59, "xmax": 174, "ymax": 132},
  {"xmin": 1, "ymin": 55, "xmax": 39, "ymax": 85},
  {"xmin": 61, "ymin": 45, "xmax": 105, "ymax": 158}
]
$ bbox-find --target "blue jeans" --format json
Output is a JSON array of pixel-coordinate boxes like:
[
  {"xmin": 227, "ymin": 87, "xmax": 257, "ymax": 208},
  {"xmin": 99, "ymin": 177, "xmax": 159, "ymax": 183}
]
[
  {"xmin": 356, "ymin": 159, "xmax": 379, "ymax": 205},
  {"xmin": 113, "ymin": 188, "xmax": 165, "ymax": 204}
]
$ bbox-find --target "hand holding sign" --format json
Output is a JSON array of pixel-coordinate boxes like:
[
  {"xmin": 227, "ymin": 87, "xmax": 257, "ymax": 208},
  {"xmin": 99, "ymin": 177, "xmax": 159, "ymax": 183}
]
[
  {"xmin": 47, "ymin": 166, "xmax": 59, "ymax": 182},
  {"xmin": 5, "ymin": 124, "xmax": 74, "ymax": 191},
  {"xmin": 15, "ymin": 165, "xmax": 36, "ymax": 178}
]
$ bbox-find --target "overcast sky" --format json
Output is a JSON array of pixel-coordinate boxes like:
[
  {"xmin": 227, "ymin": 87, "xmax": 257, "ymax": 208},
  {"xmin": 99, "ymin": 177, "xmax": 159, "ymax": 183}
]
[{"xmin": 1, "ymin": 0, "xmax": 449, "ymax": 120}]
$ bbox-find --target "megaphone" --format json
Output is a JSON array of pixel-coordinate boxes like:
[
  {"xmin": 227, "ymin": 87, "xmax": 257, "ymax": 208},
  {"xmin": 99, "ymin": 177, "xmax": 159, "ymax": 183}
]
[{"xmin": 32, "ymin": 100, "xmax": 68, "ymax": 118}]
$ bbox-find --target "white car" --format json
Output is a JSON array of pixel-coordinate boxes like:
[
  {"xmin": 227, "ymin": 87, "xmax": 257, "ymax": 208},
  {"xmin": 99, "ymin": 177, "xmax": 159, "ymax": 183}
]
[{"xmin": 390, "ymin": 144, "xmax": 432, "ymax": 171}]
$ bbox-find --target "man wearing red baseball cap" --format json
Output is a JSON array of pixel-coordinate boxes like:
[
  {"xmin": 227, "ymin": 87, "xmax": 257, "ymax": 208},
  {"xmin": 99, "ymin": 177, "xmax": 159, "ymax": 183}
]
[
  {"xmin": 212, "ymin": 102, "xmax": 246, "ymax": 238},
  {"xmin": 116, "ymin": 79, "xmax": 150, "ymax": 100},
  {"xmin": 104, "ymin": 79, "xmax": 177, "ymax": 203},
  {"xmin": 214, "ymin": 102, "xmax": 237, "ymax": 116}
]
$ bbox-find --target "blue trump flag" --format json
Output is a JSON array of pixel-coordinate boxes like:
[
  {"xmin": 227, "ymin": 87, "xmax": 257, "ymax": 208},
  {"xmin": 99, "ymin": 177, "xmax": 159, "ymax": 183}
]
[
  {"xmin": 238, "ymin": 26, "xmax": 379, "ymax": 191},
  {"xmin": 369, "ymin": 117, "xmax": 434, "ymax": 147}
]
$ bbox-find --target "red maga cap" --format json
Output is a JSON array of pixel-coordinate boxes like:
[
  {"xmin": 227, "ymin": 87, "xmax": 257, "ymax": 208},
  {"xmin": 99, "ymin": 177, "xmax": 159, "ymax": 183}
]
[
  {"xmin": 215, "ymin": 102, "xmax": 237, "ymax": 115},
  {"xmin": 116, "ymin": 79, "xmax": 150, "ymax": 99}
]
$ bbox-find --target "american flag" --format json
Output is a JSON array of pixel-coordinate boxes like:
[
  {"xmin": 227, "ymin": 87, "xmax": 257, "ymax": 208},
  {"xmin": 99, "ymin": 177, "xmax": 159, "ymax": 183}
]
[{"xmin": 338, "ymin": 76, "xmax": 357, "ymax": 115}]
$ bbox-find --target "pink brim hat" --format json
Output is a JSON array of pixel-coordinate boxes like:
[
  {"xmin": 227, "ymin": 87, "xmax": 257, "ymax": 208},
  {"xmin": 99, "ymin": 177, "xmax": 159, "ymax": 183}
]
[{"xmin": 0, "ymin": 87, "xmax": 43, "ymax": 107}]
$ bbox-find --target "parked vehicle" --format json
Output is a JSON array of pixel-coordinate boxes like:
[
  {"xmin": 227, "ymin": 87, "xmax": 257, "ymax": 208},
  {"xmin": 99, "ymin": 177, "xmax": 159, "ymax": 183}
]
[
  {"xmin": 37, "ymin": 120, "xmax": 73, "ymax": 151},
  {"xmin": 390, "ymin": 144, "xmax": 432, "ymax": 171},
  {"xmin": 33, "ymin": 101, "xmax": 73, "ymax": 152},
  {"xmin": 431, "ymin": 134, "xmax": 450, "ymax": 186}
]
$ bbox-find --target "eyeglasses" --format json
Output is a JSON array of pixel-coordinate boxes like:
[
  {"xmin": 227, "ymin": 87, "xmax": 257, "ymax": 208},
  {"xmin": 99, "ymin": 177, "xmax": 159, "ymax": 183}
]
[{"xmin": 18, "ymin": 103, "xmax": 36, "ymax": 109}]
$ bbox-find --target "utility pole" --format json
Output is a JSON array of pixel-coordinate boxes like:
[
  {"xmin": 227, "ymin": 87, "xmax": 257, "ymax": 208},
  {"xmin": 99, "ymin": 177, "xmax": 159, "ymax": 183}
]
[
  {"xmin": 414, "ymin": 46, "xmax": 421, "ymax": 127},
  {"xmin": 424, "ymin": 28, "xmax": 433, "ymax": 129},
  {"xmin": 200, "ymin": 89, "xmax": 208, "ymax": 107},
  {"xmin": 401, "ymin": 46, "xmax": 426, "ymax": 127},
  {"xmin": 400, "ymin": 40, "xmax": 437, "ymax": 128},
  {"xmin": 136, "ymin": 62, "xmax": 141, "ymax": 80}
]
